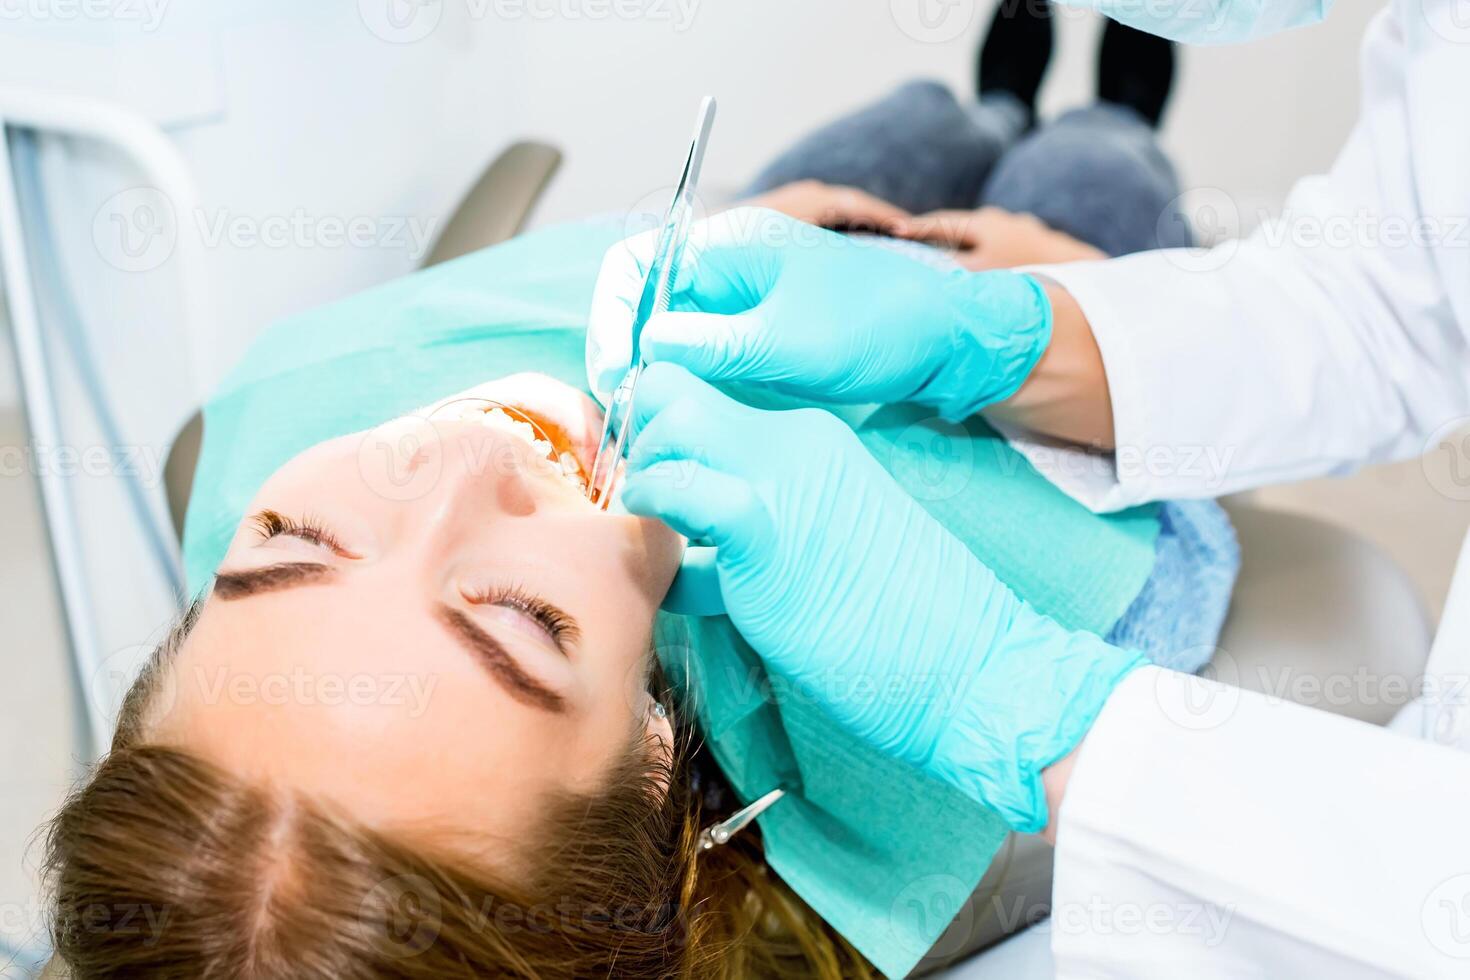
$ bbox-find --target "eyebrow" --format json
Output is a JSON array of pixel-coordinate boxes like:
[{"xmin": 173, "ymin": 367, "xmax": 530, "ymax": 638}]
[
  {"xmin": 436, "ymin": 605, "xmax": 567, "ymax": 713},
  {"xmin": 214, "ymin": 562, "xmax": 334, "ymax": 599}
]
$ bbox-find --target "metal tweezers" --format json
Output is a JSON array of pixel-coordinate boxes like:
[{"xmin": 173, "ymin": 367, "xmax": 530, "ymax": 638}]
[{"xmin": 586, "ymin": 95, "xmax": 717, "ymax": 508}]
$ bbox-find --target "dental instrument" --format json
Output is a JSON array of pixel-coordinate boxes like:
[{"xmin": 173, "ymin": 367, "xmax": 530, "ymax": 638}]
[
  {"xmin": 698, "ymin": 787, "xmax": 786, "ymax": 851},
  {"xmin": 586, "ymin": 95, "xmax": 716, "ymax": 508}
]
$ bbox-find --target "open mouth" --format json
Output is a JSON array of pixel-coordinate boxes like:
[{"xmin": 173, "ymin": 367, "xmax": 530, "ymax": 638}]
[
  {"xmin": 420, "ymin": 374, "xmax": 614, "ymax": 502},
  {"xmin": 430, "ymin": 397, "xmax": 592, "ymax": 495}
]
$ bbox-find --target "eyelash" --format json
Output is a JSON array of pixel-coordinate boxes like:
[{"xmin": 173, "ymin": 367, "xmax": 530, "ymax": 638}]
[
  {"xmin": 468, "ymin": 583, "xmax": 578, "ymax": 646},
  {"xmin": 251, "ymin": 510, "xmax": 349, "ymax": 554}
]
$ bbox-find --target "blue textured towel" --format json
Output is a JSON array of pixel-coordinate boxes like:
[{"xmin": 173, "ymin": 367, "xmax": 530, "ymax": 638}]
[{"xmin": 1109, "ymin": 499, "xmax": 1240, "ymax": 671}]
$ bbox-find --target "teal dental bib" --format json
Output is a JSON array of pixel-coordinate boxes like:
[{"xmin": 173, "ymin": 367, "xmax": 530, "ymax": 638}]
[{"xmin": 183, "ymin": 217, "xmax": 1158, "ymax": 977}]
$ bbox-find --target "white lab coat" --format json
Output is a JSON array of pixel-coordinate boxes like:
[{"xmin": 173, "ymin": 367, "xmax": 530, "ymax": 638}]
[{"xmin": 1006, "ymin": 0, "xmax": 1470, "ymax": 974}]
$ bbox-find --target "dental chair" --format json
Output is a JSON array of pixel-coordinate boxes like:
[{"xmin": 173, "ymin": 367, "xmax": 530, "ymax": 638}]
[{"xmin": 160, "ymin": 140, "xmax": 563, "ymax": 541}]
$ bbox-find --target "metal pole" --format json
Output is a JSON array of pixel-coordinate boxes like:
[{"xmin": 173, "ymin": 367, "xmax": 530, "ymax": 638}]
[
  {"xmin": 0, "ymin": 123, "xmax": 110, "ymax": 757},
  {"xmin": 0, "ymin": 91, "xmax": 210, "ymax": 758}
]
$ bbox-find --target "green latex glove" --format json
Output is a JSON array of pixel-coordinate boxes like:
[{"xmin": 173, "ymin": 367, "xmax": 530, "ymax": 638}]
[
  {"xmin": 586, "ymin": 207, "xmax": 1052, "ymax": 423},
  {"xmin": 621, "ymin": 363, "xmax": 1145, "ymax": 832}
]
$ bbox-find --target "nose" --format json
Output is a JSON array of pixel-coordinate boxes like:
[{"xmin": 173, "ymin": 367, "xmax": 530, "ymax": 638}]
[
  {"xmin": 426, "ymin": 422, "xmax": 545, "ymax": 525},
  {"xmin": 358, "ymin": 415, "xmax": 550, "ymax": 545}
]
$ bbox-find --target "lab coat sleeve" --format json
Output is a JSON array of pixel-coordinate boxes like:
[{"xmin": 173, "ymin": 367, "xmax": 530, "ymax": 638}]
[
  {"xmin": 1011, "ymin": 10, "xmax": 1470, "ymax": 511},
  {"xmin": 1051, "ymin": 666, "xmax": 1470, "ymax": 977}
]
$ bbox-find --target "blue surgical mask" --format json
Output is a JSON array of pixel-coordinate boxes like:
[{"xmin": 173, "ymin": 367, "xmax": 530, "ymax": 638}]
[{"xmin": 1061, "ymin": 0, "xmax": 1332, "ymax": 44}]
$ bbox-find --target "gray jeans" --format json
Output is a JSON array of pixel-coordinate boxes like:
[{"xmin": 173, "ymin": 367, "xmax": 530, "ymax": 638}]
[{"xmin": 744, "ymin": 80, "xmax": 1194, "ymax": 257}]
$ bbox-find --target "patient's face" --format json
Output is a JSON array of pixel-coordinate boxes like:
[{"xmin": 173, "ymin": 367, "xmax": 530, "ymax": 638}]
[{"xmin": 148, "ymin": 373, "xmax": 683, "ymax": 858}]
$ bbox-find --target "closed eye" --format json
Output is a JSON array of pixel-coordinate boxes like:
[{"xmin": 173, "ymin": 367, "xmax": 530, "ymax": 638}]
[
  {"xmin": 251, "ymin": 509, "xmax": 357, "ymax": 558},
  {"xmin": 463, "ymin": 583, "xmax": 581, "ymax": 654}
]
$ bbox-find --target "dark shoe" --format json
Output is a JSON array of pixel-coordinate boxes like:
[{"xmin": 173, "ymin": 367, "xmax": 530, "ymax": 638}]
[
  {"xmin": 977, "ymin": 0, "xmax": 1053, "ymax": 125},
  {"xmin": 1098, "ymin": 18, "xmax": 1176, "ymax": 127}
]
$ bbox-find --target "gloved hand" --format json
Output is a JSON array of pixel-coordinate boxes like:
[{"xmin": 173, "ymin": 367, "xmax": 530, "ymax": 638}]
[
  {"xmin": 585, "ymin": 207, "xmax": 1052, "ymax": 422},
  {"xmin": 621, "ymin": 362, "xmax": 1144, "ymax": 833}
]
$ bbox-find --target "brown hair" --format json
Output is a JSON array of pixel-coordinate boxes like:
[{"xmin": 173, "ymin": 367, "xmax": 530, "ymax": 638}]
[{"xmin": 43, "ymin": 604, "xmax": 872, "ymax": 978}]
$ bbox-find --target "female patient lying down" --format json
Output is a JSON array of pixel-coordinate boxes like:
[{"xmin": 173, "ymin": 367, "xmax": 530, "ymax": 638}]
[{"xmin": 47, "ymin": 373, "xmax": 875, "ymax": 977}]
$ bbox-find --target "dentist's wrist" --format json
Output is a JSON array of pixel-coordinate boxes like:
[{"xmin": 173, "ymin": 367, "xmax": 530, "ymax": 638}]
[
  {"xmin": 985, "ymin": 281, "xmax": 1117, "ymax": 449},
  {"xmin": 1040, "ymin": 743, "xmax": 1082, "ymax": 846},
  {"xmin": 910, "ymin": 270, "xmax": 1053, "ymax": 422}
]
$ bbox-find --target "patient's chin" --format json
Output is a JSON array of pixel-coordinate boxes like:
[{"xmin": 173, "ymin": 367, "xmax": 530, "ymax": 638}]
[{"xmin": 627, "ymin": 515, "xmax": 686, "ymax": 607}]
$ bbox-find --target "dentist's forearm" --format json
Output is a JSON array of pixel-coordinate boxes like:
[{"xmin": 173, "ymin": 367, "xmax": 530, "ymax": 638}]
[{"xmin": 986, "ymin": 283, "xmax": 1116, "ymax": 450}]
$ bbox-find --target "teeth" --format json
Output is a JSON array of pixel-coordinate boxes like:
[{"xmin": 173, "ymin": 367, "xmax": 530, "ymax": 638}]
[{"xmin": 468, "ymin": 407, "xmax": 589, "ymax": 493}]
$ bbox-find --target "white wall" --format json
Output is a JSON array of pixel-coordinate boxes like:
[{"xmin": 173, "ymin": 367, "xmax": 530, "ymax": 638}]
[{"xmin": 515, "ymin": 0, "xmax": 1384, "ymax": 228}]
